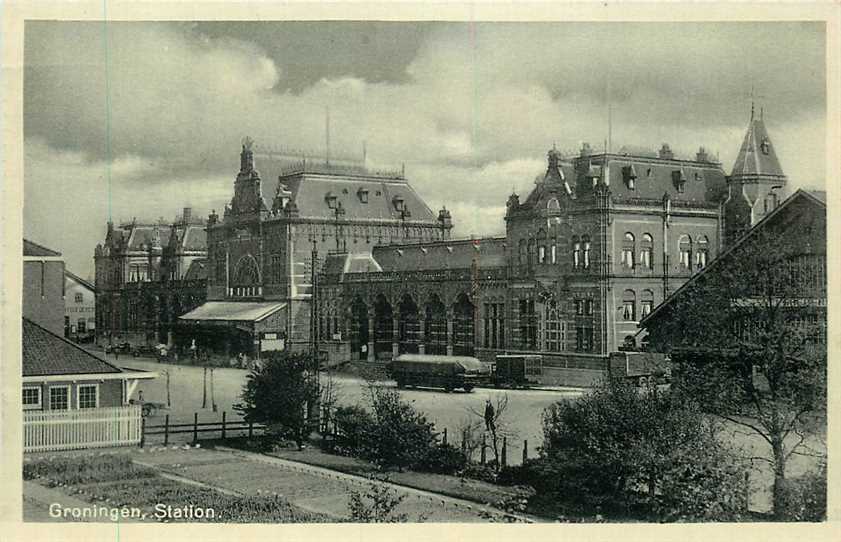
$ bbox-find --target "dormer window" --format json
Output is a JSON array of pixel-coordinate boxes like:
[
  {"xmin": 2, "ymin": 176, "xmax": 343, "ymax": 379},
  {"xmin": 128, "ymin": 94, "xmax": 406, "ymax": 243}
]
[
  {"xmin": 325, "ymin": 192, "xmax": 338, "ymax": 209},
  {"xmin": 357, "ymin": 187, "xmax": 369, "ymax": 204},
  {"xmin": 694, "ymin": 171, "xmax": 703, "ymax": 182},
  {"xmin": 622, "ymin": 165, "xmax": 637, "ymax": 190},
  {"xmin": 392, "ymin": 195, "xmax": 405, "ymax": 212},
  {"xmin": 761, "ymin": 138, "xmax": 771, "ymax": 155},
  {"xmin": 672, "ymin": 169, "xmax": 687, "ymax": 194}
]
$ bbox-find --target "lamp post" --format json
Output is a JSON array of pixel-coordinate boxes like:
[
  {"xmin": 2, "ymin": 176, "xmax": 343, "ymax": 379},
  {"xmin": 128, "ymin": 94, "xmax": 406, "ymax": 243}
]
[{"xmin": 310, "ymin": 240, "xmax": 321, "ymax": 432}]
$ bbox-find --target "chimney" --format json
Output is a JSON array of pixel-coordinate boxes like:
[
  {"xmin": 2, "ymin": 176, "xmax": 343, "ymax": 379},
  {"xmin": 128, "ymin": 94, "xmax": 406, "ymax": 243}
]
[
  {"xmin": 580, "ymin": 142, "xmax": 592, "ymax": 157},
  {"xmin": 659, "ymin": 143, "xmax": 674, "ymax": 160},
  {"xmin": 696, "ymin": 146, "xmax": 709, "ymax": 163},
  {"xmin": 183, "ymin": 207, "xmax": 192, "ymax": 224}
]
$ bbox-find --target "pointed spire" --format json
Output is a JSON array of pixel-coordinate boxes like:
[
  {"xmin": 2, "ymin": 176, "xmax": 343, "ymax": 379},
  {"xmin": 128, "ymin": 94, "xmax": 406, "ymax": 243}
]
[{"xmin": 731, "ymin": 108, "xmax": 786, "ymax": 179}]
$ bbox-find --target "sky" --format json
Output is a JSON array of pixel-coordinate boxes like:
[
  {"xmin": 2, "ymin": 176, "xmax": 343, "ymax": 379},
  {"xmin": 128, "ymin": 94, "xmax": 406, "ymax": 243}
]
[{"xmin": 23, "ymin": 21, "xmax": 826, "ymax": 278}]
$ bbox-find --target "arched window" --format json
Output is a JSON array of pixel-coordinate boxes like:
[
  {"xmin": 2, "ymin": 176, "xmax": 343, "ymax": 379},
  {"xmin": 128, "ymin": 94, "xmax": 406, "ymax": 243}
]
[
  {"xmin": 696, "ymin": 235, "xmax": 709, "ymax": 269},
  {"xmin": 550, "ymin": 237, "xmax": 558, "ymax": 264},
  {"xmin": 527, "ymin": 238, "xmax": 536, "ymax": 267},
  {"xmin": 232, "ymin": 254, "xmax": 261, "ymax": 297},
  {"xmin": 572, "ymin": 236, "xmax": 581, "ymax": 268},
  {"xmin": 640, "ymin": 233, "xmax": 653, "ymax": 269},
  {"xmin": 582, "ymin": 235, "xmax": 591, "ymax": 269},
  {"xmin": 679, "ymin": 235, "xmax": 693, "ymax": 269},
  {"xmin": 621, "ymin": 233, "xmax": 635, "ymax": 269},
  {"xmin": 641, "ymin": 289, "xmax": 654, "ymax": 318},
  {"xmin": 622, "ymin": 289, "xmax": 636, "ymax": 321}
]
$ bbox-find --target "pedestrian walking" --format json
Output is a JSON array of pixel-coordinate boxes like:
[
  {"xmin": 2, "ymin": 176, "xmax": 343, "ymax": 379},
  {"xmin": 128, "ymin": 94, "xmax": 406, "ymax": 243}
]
[{"xmin": 484, "ymin": 399, "xmax": 496, "ymax": 434}]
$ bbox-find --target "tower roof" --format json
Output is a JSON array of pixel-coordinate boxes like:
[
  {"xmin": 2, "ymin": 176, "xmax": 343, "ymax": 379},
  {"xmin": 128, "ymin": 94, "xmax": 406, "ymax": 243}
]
[{"xmin": 730, "ymin": 114, "xmax": 786, "ymax": 179}]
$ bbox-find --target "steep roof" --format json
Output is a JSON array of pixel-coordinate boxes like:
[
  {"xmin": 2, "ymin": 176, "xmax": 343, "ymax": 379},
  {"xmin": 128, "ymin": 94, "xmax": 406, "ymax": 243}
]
[
  {"xmin": 23, "ymin": 239, "xmax": 61, "ymax": 257},
  {"xmin": 372, "ymin": 237, "xmax": 507, "ymax": 271},
  {"xmin": 64, "ymin": 269, "xmax": 95, "ymax": 292},
  {"xmin": 125, "ymin": 225, "xmax": 173, "ymax": 251},
  {"xmin": 730, "ymin": 115, "xmax": 786, "ymax": 179},
  {"xmin": 640, "ymin": 188, "xmax": 825, "ymax": 326},
  {"xmin": 22, "ymin": 318, "xmax": 124, "ymax": 377},
  {"xmin": 183, "ymin": 258, "xmax": 208, "ymax": 280},
  {"xmin": 280, "ymin": 173, "xmax": 438, "ymax": 224}
]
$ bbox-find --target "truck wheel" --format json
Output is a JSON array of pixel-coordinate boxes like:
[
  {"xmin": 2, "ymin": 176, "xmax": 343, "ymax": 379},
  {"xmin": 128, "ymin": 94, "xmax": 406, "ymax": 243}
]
[
  {"xmin": 463, "ymin": 384, "xmax": 474, "ymax": 393},
  {"xmin": 638, "ymin": 376, "xmax": 648, "ymax": 387},
  {"xmin": 396, "ymin": 379, "xmax": 405, "ymax": 389},
  {"xmin": 444, "ymin": 385, "xmax": 454, "ymax": 393}
]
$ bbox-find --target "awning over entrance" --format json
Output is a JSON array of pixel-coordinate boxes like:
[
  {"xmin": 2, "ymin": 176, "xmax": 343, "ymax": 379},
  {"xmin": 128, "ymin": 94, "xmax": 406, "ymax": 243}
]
[{"xmin": 179, "ymin": 301, "xmax": 287, "ymax": 323}]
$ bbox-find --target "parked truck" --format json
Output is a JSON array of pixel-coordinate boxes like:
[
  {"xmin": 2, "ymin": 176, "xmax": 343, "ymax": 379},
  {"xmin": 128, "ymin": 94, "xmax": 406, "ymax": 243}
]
[
  {"xmin": 388, "ymin": 354, "xmax": 492, "ymax": 392},
  {"xmin": 491, "ymin": 354, "xmax": 542, "ymax": 388},
  {"xmin": 608, "ymin": 351, "xmax": 671, "ymax": 387}
]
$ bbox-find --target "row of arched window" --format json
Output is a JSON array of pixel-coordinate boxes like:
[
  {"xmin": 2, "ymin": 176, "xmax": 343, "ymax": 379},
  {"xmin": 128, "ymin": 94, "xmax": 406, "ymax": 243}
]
[
  {"xmin": 621, "ymin": 289, "xmax": 655, "ymax": 322},
  {"xmin": 621, "ymin": 232, "xmax": 710, "ymax": 271},
  {"xmin": 517, "ymin": 235, "xmax": 592, "ymax": 268}
]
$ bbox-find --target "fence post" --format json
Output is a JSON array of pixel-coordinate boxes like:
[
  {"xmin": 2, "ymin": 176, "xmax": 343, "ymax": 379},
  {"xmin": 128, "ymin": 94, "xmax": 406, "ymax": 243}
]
[
  {"xmin": 442, "ymin": 427, "xmax": 448, "ymax": 446},
  {"xmin": 222, "ymin": 411, "xmax": 227, "ymax": 440},
  {"xmin": 501, "ymin": 436, "xmax": 507, "ymax": 467},
  {"xmin": 193, "ymin": 412, "xmax": 198, "ymax": 444},
  {"xmin": 140, "ymin": 416, "xmax": 146, "ymax": 448},
  {"xmin": 481, "ymin": 434, "xmax": 487, "ymax": 464},
  {"xmin": 248, "ymin": 420, "xmax": 254, "ymax": 439},
  {"xmin": 522, "ymin": 439, "xmax": 528, "ymax": 463},
  {"xmin": 164, "ymin": 414, "xmax": 170, "ymax": 446}
]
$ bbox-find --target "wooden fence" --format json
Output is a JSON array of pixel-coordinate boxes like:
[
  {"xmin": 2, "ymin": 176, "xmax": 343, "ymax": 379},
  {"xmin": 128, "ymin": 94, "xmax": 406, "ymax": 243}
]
[
  {"xmin": 142, "ymin": 412, "xmax": 266, "ymax": 447},
  {"xmin": 24, "ymin": 405, "xmax": 143, "ymax": 452}
]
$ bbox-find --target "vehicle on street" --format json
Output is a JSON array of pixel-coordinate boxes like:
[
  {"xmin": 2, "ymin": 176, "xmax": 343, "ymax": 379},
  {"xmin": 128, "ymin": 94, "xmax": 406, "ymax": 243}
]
[
  {"xmin": 491, "ymin": 354, "xmax": 542, "ymax": 388},
  {"xmin": 388, "ymin": 354, "xmax": 491, "ymax": 392},
  {"xmin": 608, "ymin": 351, "xmax": 671, "ymax": 387}
]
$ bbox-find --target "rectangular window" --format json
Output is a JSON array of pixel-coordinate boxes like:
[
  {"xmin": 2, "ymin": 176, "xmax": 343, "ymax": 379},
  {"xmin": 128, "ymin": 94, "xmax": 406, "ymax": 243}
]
[
  {"xmin": 519, "ymin": 300, "xmax": 537, "ymax": 349},
  {"xmin": 77, "ymin": 384, "xmax": 98, "ymax": 409},
  {"xmin": 696, "ymin": 250, "xmax": 707, "ymax": 269},
  {"xmin": 622, "ymin": 301, "xmax": 636, "ymax": 321},
  {"xmin": 641, "ymin": 301, "xmax": 653, "ymax": 318},
  {"xmin": 77, "ymin": 319, "xmax": 86, "ymax": 333},
  {"xmin": 640, "ymin": 249, "xmax": 652, "ymax": 269},
  {"xmin": 585, "ymin": 299, "xmax": 594, "ymax": 315},
  {"xmin": 538, "ymin": 246, "xmax": 546, "ymax": 264},
  {"xmin": 575, "ymin": 299, "xmax": 584, "ymax": 315},
  {"xmin": 23, "ymin": 387, "xmax": 42, "ymax": 410},
  {"xmin": 551, "ymin": 244, "xmax": 557, "ymax": 264},
  {"xmin": 75, "ymin": 292, "xmax": 84, "ymax": 303},
  {"xmin": 49, "ymin": 386, "xmax": 69, "ymax": 410},
  {"xmin": 621, "ymin": 249, "xmax": 635, "ymax": 269},
  {"xmin": 680, "ymin": 249, "xmax": 691, "ymax": 269},
  {"xmin": 576, "ymin": 326, "xmax": 593, "ymax": 352}
]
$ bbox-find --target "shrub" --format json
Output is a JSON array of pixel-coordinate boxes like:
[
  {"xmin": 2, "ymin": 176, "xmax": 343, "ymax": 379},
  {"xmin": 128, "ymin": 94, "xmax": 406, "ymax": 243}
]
[
  {"xmin": 418, "ymin": 444, "xmax": 467, "ymax": 475},
  {"xmin": 777, "ymin": 465, "xmax": 827, "ymax": 521},
  {"xmin": 347, "ymin": 479, "xmax": 409, "ymax": 522},
  {"xmin": 461, "ymin": 463, "xmax": 498, "ymax": 484},
  {"xmin": 332, "ymin": 405, "xmax": 375, "ymax": 455},
  {"xmin": 23, "ymin": 454, "xmax": 155, "ymax": 486},
  {"xmin": 362, "ymin": 386, "xmax": 438, "ymax": 471}
]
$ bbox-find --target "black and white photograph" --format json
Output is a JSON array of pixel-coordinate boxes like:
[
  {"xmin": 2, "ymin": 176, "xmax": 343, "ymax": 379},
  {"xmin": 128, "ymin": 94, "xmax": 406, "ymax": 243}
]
[{"xmin": 2, "ymin": 1, "xmax": 838, "ymax": 535}]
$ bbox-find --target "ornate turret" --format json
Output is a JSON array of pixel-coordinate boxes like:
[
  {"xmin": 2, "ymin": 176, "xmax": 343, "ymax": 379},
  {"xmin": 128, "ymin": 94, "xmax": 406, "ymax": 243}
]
[
  {"xmin": 724, "ymin": 107, "xmax": 788, "ymax": 246},
  {"xmin": 227, "ymin": 136, "xmax": 269, "ymax": 219}
]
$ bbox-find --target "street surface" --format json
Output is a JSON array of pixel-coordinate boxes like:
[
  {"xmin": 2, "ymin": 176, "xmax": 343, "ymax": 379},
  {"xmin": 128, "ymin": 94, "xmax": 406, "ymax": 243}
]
[{"xmin": 114, "ymin": 356, "xmax": 584, "ymax": 465}]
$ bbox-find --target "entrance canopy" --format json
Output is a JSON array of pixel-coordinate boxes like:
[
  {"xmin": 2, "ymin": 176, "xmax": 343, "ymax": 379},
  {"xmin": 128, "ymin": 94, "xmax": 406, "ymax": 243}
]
[{"xmin": 179, "ymin": 301, "xmax": 287, "ymax": 323}]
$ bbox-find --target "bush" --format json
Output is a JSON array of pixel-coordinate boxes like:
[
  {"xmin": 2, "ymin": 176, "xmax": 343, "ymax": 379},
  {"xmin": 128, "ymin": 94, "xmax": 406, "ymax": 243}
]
[
  {"xmin": 777, "ymin": 465, "xmax": 827, "ymax": 521},
  {"xmin": 362, "ymin": 386, "xmax": 438, "ymax": 471},
  {"xmin": 347, "ymin": 479, "xmax": 409, "ymax": 522},
  {"xmin": 332, "ymin": 405, "xmax": 375, "ymax": 455},
  {"xmin": 461, "ymin": 463, "xmax": 498, "ymax": 484},
  {"xmin": 23, "ymin": 454, "xmax": 155, "ymax": 486},
  {"xmin": 418, "ymin": 444, "xmax": 467, "ymax": 475}
]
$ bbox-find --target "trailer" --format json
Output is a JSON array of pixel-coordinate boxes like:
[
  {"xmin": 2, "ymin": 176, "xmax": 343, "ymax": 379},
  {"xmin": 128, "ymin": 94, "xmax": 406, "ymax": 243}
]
[
  {"xmin": 608, "ymin": 351, "xmax": 671, "ymax": 387},
  {"xmin": 491, "ymin": 354, "xmax": 542, "ymax": 388},
  {"xmin": 388, "ymin": 354, "xmax": 491, "ymax": 392}
]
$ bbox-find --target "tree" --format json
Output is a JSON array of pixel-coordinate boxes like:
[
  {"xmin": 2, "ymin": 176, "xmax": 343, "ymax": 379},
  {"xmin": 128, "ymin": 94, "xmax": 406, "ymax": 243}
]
[
  {"xmin": 536, "ymin": 378, "xmax": 747, "ymax": 520},
  {"xmin": 235, "ymin": 351, "xmax": 319, "ymax": 449},
  {"xmin": 646, "ymin": 225, "xmax": 827, "ymax": 518},
  {"xmin": 467, "ymin": 394, "xmax": 515, "ymax": 471}
]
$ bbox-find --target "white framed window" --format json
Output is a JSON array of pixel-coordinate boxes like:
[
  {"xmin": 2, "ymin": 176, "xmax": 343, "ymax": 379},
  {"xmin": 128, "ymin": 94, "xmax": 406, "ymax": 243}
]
[
  {"xmin": 23, "ymin": 386, "xmax": 42, "ymax": 410},
  {"xmin": 75, "ymin": 292, "xmax": 83, "ymax": 303},
  {"xmin": 49, "ymin": 386, "xmax": 70, "ymax": 410},
  {"xmin": 77, "ymin": 384, "xmax": 99, "ymax": 409}
]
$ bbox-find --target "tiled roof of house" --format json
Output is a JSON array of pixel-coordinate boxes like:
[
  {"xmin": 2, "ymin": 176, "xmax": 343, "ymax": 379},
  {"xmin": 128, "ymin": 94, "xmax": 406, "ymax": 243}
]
[
  {"xmin": 23, "ymin": 239, "xmax": 61, "ymax": 257},
  {"xmin": 22, "ymin": 318, "xmax": 123, "ymax": 377},
  {"xmin": 183, "ymin": 258, "xmax": 208, "ymax": 280},
  {"xmin": 372, "ymin": 237, "xmax": 507, "ymax": 271}
]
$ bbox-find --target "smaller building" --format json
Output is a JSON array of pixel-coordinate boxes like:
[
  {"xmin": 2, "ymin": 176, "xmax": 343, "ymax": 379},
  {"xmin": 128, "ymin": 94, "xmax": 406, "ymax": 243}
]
[
  {"xmin": 23, "ymin": 239, "xmax": 65, "ymax": 336},
  {"xmin": 64, "ymin": 270, "xmax": 96, "ymax": 343},
  {"xmin": 22, "ymin": 317, "xmax": 156, "ymax": 412}
]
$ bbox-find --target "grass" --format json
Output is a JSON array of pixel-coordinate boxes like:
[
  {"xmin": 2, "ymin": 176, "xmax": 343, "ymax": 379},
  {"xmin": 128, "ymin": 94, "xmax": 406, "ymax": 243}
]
[{"xmin": 24, "ymin": 454, "xmax": 329, "ymax": 523}]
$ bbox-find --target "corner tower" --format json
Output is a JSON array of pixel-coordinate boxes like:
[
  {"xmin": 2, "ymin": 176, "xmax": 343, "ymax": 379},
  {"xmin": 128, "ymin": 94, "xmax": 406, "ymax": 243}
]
[{"xmin": 724, "ymin": 107, "xmax": 788, "ymax": 245}]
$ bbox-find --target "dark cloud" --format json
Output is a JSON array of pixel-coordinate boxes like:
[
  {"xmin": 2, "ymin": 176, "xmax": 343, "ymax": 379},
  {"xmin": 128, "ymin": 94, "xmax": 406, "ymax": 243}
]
[{"xmin": 23, "ymin": 21, "xmax": 826, "ymax": 277}]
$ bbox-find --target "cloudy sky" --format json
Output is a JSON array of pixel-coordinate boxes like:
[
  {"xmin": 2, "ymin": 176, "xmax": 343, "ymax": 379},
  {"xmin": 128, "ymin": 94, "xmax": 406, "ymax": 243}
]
[{"xmin": 24, "ymin": 21, "xmax": 826, "ymax": 278}]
